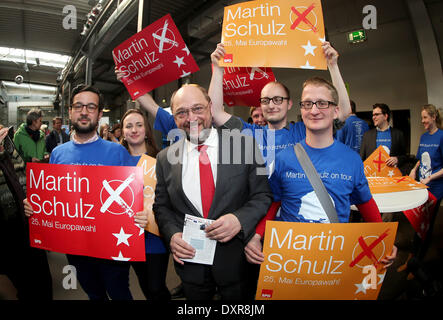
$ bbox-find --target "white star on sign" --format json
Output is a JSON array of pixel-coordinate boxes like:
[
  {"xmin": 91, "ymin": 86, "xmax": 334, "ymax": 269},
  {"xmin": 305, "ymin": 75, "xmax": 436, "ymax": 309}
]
[
  {"xmin": 354, "ymin": 282, "xmax": 368, "ymax": 294},
  {"xmin": 182, "ymin": 45, "xmax": 190, "ymax": 56},
  {"xmin": 378, "ymin": 273, "xmax": 386, "ymax": 285},
  {"xmin": 388, "ymin": 170, "xmax": 394, "ymax": 177},
  {"xmin": 173, "ymin": 55, "xmax": 186, "ymax": 68},
  {"xmin": 300, "ymin": 60, "xmax": 316, "ymax": 69},
  {"xmin": 111, "ymin": 251, "xmax": 131, "ymax": 261},
  {"xmin": 112, "ymin": 227, "xmax": 133, "ymax": 246},
  {"xmin": 180, "ymin": 69, "xmax": 191, "ymax": 78},
  {"xmin": 136, "ymin": 223, "xmax": 145, "ymax": 236},
  {"xmin": 302, "ymin": 40, "xmax": 317, "ymax": 56}
]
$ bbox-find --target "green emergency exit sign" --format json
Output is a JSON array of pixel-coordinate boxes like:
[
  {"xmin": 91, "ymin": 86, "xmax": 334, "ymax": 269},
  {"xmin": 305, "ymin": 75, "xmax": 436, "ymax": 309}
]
[{"xmin": 347, "ymin": 30, "xmax": 367, "ymax": 43}]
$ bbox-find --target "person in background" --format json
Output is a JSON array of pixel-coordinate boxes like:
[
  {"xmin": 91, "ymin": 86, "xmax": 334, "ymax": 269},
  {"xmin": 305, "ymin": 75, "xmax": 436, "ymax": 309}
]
[
  {"xmin": 13, "ymin": 108, "xmax": 49, "ymax": 164},
  {"xmin": 336, "ymin": 100, "xmax": 369, "ymax": 154},
  {"xmin": 360, "ymin": 103, "xmax": 407, "ymax": 173},
  {"xmin": 99, "ymin": 123, "xmax": 112, "ymax": 141},
  {"xmin": 120, "ymin": 108, "xmax": 171, "ymax": 300},
  {"xmin": 249, "ymin": 106, "xmax": 267, "ymax": 126},
  {"xmin": 409, "ymin": 104, "xmax": 443, "ymax": 260},
  {"xmin": 0, "ymin": 125, "xmax": 53, "ymax": 300},
  {"xmin": 45, "ymin": 116, "xmax": 70, "ymax": 153},
  {"xmin": 110, "ymin": 123, "xmax": 122, "ymax": 143}
]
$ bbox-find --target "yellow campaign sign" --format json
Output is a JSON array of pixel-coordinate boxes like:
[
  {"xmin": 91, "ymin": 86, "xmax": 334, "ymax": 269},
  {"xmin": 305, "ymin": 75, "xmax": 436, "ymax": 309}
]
[
  {"xmin": 367, "ymin": 176, "xmax": 428, "ymax": 194},
  {"xmin": 136, "ymin": 154, "xmax": 160, "ymax": 236},
  {"xmin": 220, "ymin": 0, "xmax": 327, "ymax": 69},
  {"xmin": 363, "ymin": 145, "xmax": 402, "ymax": 177},
  {"xmin": 256, "ymin": 221, "xmax": 398, "ymax": 300}
]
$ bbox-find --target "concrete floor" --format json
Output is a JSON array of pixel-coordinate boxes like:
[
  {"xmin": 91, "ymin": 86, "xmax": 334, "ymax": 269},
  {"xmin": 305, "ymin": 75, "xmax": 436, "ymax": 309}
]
[
  {"xmin": 1, "ymin": 207, "xmax": 442, "ymax": 300},
  {"xmin": 0, "ymin": 251, "xmax": 181, "ymax": 300}
]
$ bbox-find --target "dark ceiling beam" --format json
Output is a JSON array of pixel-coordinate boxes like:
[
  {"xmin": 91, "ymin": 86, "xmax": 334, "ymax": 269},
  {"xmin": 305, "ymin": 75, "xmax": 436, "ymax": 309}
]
[
  {"xmin": 189, "ymin": 27, "xmax": 221, "ymax": 49},
  {"xmin": 174, "ymin": 0, "xmax": 221, "ymax": 27}
]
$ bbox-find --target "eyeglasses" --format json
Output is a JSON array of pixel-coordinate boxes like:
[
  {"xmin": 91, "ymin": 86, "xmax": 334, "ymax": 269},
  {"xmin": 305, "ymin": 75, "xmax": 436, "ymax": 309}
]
[
  {"xmin": 71, "ymin": 102, "xmax": 99, "ymax": 112},
  {"xmin": 372, "ymin": 112, "xmax": 383, "ymax": 117},
  {"xmin": 299, "ymin": 100, "xmax": 337, "ymax": 109},
  {"xmin": 173, "ymin": 104, "xmax": 208, "ymax": 119},
  {"xmin": 259, "ymin": 96, "xmax": 289, "ymax": 105}
]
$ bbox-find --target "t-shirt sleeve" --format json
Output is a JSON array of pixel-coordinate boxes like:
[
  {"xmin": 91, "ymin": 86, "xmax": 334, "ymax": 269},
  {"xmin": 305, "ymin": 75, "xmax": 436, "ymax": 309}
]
[
  {"xmin": 119, "ymin": 145, "xmax": 133, "ymax": 166},
  {"xmin": 350, "ymin": 158, "xmax": 372, "ymax": 205},
  {"xmin": 154, "ymin": 107, "xmax": 176, "ymax": 135},
  {"xmin": 220, "ymin": 115, "xmax": 246, "ymax": 130}
]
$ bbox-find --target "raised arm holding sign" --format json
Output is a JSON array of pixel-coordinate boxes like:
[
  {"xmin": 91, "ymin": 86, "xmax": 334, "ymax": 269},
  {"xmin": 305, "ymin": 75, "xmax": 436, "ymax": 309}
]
[{"xmin": 113, "ymin": 14, "xmax": 199, "ymax": 100}]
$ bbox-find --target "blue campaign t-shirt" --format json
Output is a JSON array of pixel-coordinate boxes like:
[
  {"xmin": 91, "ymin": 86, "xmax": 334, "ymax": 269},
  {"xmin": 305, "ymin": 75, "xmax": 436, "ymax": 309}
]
[
  {"xmin": 417, "ymin": 129, "xmax": 443, "ymax": 200},
  {"xmin": 50, "ymin": 138, "xmax": 132, "ymax": 166},
  {"xmin": 376, "ymin": 128, "xmax": 392, "ymax": 152},
  {"xmin": 127, "ymin": 155, "xmax": 167, "ymax": 254},
  {"xmin": 237, "ymin": 118, "xmax": 306, "ymax": 161},
  {"xmin": 336, "ymin": 115, "xmax": 369, "ymax": 154},
  {"xmin": 269, "ymin": 140, "xmax": 372, "ymax": 223}
]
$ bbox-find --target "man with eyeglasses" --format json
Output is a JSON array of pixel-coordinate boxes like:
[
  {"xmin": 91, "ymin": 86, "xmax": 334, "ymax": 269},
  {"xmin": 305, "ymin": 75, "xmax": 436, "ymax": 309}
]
[
  {"xmin": 253, "ymin": 77, "xmax": 397, "ymax": 267},
  {"xmin": 23, "ymin": 84, "xmax": 148, "ymax": 300},
  {"xmin": 153, "ymin": 83, "xmax": 272, "ymax": 299},
  {"xmin": 360, "ymin": 103, "xmax": 407, "ymax": 173}
]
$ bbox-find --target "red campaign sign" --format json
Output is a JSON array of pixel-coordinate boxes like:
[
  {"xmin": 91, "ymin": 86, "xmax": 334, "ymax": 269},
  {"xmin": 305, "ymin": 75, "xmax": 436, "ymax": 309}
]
[
  {"xmin": 223, "ymin": 66, "xmax": 275, "ymax": 107},
  {"xmin": 403, "ymin": 191, "xmax": 437, "ymax": 240},
  {"xmin": 113, "ymin": 14, "xmax": 199, "ymax": 100},
  {"xmin": 27, "ymin": 163, "xmax": 145, "ymax": 261}
]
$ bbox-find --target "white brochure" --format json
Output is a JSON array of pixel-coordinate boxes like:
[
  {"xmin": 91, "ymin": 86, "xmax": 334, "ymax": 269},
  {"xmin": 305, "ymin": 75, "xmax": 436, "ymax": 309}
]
[{"xmin": 181, "ymin": 214, "xmax": 216, "ymax": 265}]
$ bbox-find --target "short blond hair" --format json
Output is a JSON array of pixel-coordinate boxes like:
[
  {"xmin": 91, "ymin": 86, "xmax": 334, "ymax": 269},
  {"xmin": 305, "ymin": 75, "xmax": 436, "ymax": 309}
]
[
  {"xmin": 422, "ymin": 104, "xmax": 442, "ymax": 129},
  {"xmin": 302, "ymin": 77, "xmax": 338, "ymax": 105}
]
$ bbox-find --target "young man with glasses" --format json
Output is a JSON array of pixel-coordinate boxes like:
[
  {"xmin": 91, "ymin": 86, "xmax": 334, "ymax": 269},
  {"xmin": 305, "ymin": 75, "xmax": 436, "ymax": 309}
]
[
  {"xmin": 24, "ymin": 84, "xmax": 148, "ymax": 300},
  {"xmin": 248, "ymin": 77, "xmax": 397, "ymax": 267},
  {"xmin": 360, "ymin": 103, "xmax": 407, "ymax": 172}
]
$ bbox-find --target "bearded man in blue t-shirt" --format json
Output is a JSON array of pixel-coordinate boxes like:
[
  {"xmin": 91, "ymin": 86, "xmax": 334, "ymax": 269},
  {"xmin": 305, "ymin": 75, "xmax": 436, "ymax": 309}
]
[{"xmin": 23, "ymin": 84, "xmax": 148, "ymax": 300}]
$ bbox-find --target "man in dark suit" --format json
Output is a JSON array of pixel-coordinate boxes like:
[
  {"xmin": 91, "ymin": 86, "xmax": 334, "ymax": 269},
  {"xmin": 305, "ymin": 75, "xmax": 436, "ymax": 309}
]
[
  {"xmin": 153, "ymin": 84, "xmax": 273, "ymax": 300},
  {"xmin": 45, "ymin": 116, "xmax": 69, "ymax": 153},
  {"xmin": 360, "ymin": 103, "xmax": 407, "ymax": 173}
]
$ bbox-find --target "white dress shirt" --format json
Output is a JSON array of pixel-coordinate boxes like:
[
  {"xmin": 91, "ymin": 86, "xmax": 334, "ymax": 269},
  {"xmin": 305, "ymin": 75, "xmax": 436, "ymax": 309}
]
[{"xmin": 182, "ymin": 128, "xmax": 218, "ymax": 217}]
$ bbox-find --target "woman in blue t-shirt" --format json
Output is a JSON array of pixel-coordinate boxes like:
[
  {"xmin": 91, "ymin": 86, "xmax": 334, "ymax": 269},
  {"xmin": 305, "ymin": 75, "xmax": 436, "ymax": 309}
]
[
  {"xmin": 409, "ymin": 104, "xmax": 443, "ymax": 200},
  {"xmin": 120, "ymin": 108, "xmax": 171, "ymax": 300},
  {"xmin": 409, "ymin": 104, "xmax": 443, "ymax": 261}
]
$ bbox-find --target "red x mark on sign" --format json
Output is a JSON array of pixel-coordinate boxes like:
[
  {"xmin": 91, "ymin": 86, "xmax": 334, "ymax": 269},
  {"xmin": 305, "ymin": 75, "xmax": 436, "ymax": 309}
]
[
  {"xmin": 373, "ymin": 150, "xmax": 385, "ymax": 172},
  {"xmin": 395, "ymin": 177, "xmax": 407, "ymax": 183},
  {"xmin": 349, "ymin": 229, "xmax": 390, "ymax": 268},
  {"xmin": 290, "ymin": 4, "xmax": 318, "ymax": 32}
]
